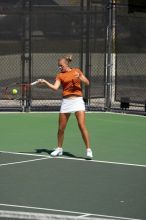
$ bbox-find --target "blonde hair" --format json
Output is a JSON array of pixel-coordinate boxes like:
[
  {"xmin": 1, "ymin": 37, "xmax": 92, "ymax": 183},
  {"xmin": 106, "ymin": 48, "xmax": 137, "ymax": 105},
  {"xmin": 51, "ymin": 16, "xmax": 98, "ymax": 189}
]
[
  {"xmin": 59, "ymin": 55, "xmax": 72, "ymax": 64},
  {"xmin": 64, "ymin": 55, "xmax": 72, "ymax": 63}
]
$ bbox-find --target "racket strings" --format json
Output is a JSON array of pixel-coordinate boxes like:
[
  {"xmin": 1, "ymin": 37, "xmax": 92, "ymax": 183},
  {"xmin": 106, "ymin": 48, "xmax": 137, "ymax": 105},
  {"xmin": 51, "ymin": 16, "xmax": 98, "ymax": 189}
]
[{"xmin": 1, "ymin": 80, "xmax": 39, "ymax": 100}]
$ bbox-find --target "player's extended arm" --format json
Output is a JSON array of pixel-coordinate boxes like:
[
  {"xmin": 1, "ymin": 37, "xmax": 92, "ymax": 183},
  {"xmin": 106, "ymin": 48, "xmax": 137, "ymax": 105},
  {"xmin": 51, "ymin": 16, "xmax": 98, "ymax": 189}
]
[{"xmin": 38, "ymin": 79, "xmax": 61, "ymax": 91}]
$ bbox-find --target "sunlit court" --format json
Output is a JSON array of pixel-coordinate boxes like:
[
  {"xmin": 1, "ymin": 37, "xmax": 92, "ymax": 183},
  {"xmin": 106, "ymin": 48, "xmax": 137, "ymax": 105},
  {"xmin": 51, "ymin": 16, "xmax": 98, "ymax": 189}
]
[{"xmin": 0, "ymin": 0, "xmax": 146, "ymax": 220}]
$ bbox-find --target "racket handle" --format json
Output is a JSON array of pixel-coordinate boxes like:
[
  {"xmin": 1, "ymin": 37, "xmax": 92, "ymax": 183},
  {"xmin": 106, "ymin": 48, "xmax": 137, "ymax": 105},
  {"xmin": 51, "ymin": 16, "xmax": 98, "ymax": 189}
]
[
  {"xmin": 31, "ymin": 80, "xmax": 39, "ymax": 86},
  {"xmin": 31, "ymin": 79, "xmax": 45, "ymax": 86}
]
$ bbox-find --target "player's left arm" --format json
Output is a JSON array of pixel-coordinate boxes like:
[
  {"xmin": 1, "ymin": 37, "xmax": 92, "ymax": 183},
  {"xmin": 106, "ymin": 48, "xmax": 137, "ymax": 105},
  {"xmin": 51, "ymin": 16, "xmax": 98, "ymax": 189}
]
[
  {"xmin": 79, "ymin": 74, "xmax": 89, "ymax": 86},
  {"xmin": 75, "ymin": 70, "xmax": 90, "ymax": 86}
]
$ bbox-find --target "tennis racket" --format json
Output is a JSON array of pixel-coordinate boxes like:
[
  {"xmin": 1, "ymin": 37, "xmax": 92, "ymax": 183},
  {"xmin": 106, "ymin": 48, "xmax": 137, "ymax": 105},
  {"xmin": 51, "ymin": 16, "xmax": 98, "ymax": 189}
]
[{"xmin": 2, "ymin": 80, "xmax": 40, "ymax": 101}]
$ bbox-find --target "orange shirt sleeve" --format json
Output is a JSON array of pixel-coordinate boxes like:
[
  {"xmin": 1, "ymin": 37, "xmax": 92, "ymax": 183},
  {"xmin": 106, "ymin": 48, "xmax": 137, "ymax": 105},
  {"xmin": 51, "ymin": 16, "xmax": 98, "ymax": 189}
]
[{"xmin": 56, "ymin": 73, "xmax": 61, "ymax": 82}]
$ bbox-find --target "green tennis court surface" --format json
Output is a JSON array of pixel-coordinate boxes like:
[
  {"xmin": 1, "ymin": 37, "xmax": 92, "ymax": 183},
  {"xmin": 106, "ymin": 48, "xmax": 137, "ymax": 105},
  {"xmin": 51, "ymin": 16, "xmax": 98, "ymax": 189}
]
[{"xmin": 0, "ymin": 112, "xmax": 146, "ymax": 220}]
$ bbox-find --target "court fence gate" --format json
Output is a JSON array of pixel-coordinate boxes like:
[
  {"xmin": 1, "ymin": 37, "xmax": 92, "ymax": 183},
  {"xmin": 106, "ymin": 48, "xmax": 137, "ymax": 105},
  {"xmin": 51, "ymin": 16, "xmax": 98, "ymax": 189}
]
[{"xmin": 0, "ymin": 0, "xmax": 146, "ymax": 114}]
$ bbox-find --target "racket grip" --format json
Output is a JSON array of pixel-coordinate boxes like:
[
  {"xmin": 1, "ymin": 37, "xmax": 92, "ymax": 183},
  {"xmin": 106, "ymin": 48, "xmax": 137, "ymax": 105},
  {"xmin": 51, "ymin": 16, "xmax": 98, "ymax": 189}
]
[
  {"xmin": 31, "ymin": 79, "xmax": 45, "ymax": 86},
  {"xmin": 31, "ymin": 80, "xmax": 39, "ymax": 86}
]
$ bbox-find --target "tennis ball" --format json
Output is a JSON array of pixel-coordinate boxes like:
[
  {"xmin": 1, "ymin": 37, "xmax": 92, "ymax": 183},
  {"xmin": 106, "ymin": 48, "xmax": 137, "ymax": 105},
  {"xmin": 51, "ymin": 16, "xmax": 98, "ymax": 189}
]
[{"xmin": 12, "ymin": 89, "xmax": 18, "ymax": 95}]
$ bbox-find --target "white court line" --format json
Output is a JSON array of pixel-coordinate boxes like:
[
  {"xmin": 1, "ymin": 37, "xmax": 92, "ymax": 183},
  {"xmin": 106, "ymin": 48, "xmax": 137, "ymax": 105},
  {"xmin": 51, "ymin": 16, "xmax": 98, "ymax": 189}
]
[
  {"xmin": 0, "ymin": 157, "xmax": 49, "ymax": 167},
  {"xmin": 0, "ymin": 111, "xmax": 145, "ymax": 118},
  {"xmin": 86, "ymin": 111, "xmax": 146, "ymax": 118},
  {"xmin": 57, "ymin": 156, "xmax": 146, "ymax": 168},
  {"xmin": 0, "ymin": 150, "xmax": 146, "ymax": 168},
  {"xmin": 0, "ymin": 150, "xmax": 50, "ymax": 158},
  {"xmin": 0, "ymin": 203, "xmax": 141, "ymax": 220},
  {"xmin": 77, "ymin": 214, "xmax": 91, "ymax": 218}
]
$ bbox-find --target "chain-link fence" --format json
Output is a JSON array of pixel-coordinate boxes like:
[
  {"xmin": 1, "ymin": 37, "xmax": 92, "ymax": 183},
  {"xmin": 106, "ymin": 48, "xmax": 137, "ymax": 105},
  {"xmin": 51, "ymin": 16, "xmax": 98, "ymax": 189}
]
[
  {"xmin": 30, "ymin": 0, "xmax": 107, "ymax": 111},
  {"xmin": 0, "ymin": 1, "xmax": 24, "ymax": 110},
  {"xmin": 31, "ymin": 1, "xmax": 83, "ymax": 110},
  {"xmin": 111, "ymin": 0, "xmax": 146, "ymax": 113},
  {"xmin": 0, "ymin": 0, "xmax": 146, "ymax": 114}
]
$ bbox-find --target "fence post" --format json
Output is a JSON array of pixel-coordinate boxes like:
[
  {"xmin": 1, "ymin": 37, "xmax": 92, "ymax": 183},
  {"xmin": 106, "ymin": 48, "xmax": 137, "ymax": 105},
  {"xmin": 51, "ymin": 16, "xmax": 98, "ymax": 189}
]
[
  {"xmin": 21, "ymin": 0, "xmax": 32, "ymax": 112},
  {"xmin": 105, "ymin": 0, "xmax": 113, "ymax": 111},
  {"xmin": 80, "ymin": 0, "xmax": 84, "ymax": 70},
  {"xmin": 25, "ymin": 0, "xmax": 32, "ymax": 112},
  {"xmin": 85, "ymin": 0, "xmax": 91, "ymax": 106}
]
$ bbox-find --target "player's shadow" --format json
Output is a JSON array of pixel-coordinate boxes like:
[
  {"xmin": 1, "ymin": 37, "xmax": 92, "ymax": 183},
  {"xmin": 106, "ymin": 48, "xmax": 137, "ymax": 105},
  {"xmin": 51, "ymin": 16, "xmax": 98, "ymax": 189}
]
[{"xmin": 35, "ymin": 148, "xmax": 89, "ymax": 160}]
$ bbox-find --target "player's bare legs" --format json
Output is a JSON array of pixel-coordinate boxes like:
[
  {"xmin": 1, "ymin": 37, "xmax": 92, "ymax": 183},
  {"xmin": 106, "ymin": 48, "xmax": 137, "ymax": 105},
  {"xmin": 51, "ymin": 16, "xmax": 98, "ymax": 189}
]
[
  {"xmin": 51, "ymin": 113, "xmax": 70, "ymax": 156},
  {"xmin": 75, "ymin": 111, "xmax": 90, "ymax": 148},
  {"xmin": 75, "ymin": 111, "xmax": 93, "ymax": 158},
  {"xmin": 58, "ymin": 113, "xmax": 71, "ymax": 147},
  {"xmin": 51, "ymin": 110, "xmax": 92, "ymax": 158}
]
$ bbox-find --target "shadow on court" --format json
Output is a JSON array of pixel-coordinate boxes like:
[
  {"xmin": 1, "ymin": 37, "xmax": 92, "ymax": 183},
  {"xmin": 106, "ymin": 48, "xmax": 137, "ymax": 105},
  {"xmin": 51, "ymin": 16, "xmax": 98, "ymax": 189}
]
[
  {"xmin": 19, "ymin": 148, "xmax": 90, "ymax": 160},
  {"xmin": 35, "ymin": 148, "xmax": 92, "ymax": 160}
]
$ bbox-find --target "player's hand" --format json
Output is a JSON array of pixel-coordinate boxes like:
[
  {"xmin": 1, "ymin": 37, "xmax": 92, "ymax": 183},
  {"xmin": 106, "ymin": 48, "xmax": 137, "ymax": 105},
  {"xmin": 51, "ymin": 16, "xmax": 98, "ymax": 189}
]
[
  {"xmin": 37, "ymin": 79, "xmax": 46, "ymax": 84},
  {"xmin": 74, "ymin": 71, "xmax": 80, "ymax": 78}
]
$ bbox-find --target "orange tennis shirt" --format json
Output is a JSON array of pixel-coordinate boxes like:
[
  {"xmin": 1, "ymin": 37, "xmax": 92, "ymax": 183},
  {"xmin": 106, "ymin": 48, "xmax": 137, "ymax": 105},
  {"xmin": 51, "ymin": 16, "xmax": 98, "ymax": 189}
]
[{"xmin": 56, "ymin": 68, "xmax": 83, "ymax": 97}]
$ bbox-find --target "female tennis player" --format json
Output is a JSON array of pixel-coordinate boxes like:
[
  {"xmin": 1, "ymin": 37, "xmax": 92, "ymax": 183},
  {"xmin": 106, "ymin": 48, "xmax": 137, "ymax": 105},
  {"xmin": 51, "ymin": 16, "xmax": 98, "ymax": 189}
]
[{"xmin": 38, "ymin": 56, "xmax": 93, "ymax": 159}]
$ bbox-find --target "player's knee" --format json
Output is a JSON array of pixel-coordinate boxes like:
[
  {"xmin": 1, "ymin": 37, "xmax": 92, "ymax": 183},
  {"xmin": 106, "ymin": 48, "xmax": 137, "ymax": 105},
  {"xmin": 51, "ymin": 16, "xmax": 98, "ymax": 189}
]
[{"xmin": 58, "ymin": 126, "xmax": 65, "ymax": 134}]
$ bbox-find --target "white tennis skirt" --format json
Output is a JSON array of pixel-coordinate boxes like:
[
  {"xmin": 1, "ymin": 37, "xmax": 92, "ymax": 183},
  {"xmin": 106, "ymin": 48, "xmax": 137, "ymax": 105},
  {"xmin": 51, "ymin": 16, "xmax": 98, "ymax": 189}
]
[{"xmin": 60, "ymin": 97, "xmax": 85, "ymax": 113}]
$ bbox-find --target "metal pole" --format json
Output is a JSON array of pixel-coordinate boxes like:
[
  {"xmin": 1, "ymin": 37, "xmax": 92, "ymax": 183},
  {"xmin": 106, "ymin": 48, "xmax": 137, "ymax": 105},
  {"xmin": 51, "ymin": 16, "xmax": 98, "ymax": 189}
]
[
  {"xmin": 21, "ymin": 0, "xmax": 32, "ymax": 112},
  {"xmin": 85, "ymin": 0, "xmax": 91, "ymax": 105},
  {"xmin": 105, "ymin": 0, "xmax": 113, "ymax": 110},
  {"xmin": 27, "ymin": 0, "xmax": 32, "ymax": 112},
  {"xmin": 80, "ymin": 0, "xmax": 84, "ymax": 70},
  {"xmin": 25, "ymin": 0, "xmax": 32, "ymax": 112},
  {"xmin": 21, "ymin": 0, "xmax": 27, "ymax": 112}
]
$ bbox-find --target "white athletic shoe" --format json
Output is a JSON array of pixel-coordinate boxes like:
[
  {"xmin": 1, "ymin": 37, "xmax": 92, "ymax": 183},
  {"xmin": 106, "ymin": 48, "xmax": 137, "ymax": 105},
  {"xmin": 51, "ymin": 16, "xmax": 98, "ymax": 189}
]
[
  {"xmin": 51, "ymin": 147, "xmax": 63, "ymax": 157},
  {"xmin": 86, "ymin": 148, "xmax": 93, "ymax": 159}
]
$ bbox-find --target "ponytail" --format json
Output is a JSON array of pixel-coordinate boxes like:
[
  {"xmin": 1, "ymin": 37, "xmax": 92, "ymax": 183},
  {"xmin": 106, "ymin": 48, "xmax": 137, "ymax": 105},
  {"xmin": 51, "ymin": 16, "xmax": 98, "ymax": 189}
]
[
  {"xmin": 64, "ymin": 55, "xmax": 72, "ymax": 63},
  {"xmin": 58, "ymin": 55, "xmax": 73, "ymax": 66}
]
